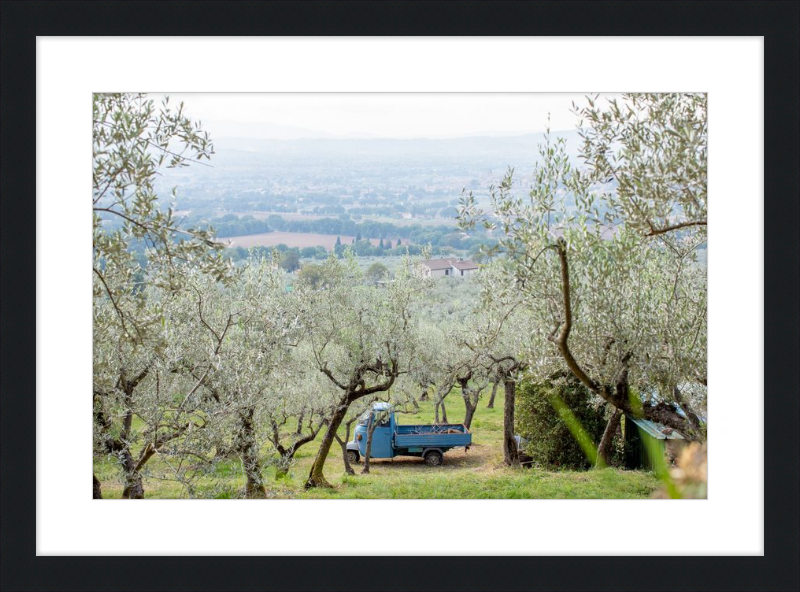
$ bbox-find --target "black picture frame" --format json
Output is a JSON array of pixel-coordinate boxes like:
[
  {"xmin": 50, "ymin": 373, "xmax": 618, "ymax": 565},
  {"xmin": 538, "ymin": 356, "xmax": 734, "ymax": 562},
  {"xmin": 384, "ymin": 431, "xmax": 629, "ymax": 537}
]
[{"xmin": 1, "ymin": 1, "xmax": 797, "ymax": 591}]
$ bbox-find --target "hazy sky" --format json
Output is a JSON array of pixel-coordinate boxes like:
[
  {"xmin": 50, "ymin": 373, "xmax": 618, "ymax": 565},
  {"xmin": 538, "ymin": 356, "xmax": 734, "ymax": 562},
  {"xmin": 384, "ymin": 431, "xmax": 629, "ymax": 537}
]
[{"xmin": 161, "ymin": 93, "xmax": 608, "ymax": 140}]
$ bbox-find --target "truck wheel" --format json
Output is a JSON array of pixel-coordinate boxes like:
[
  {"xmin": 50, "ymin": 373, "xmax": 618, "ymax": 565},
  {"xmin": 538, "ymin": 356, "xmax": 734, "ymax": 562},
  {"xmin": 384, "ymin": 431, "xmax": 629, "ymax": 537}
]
[
  {"xmin": 346, "ymin": 450, "xmax": 360, "ymax": 464},
  {"xmin": 424, "ymin": 450, "xmax": 443, "ymax": 467}
]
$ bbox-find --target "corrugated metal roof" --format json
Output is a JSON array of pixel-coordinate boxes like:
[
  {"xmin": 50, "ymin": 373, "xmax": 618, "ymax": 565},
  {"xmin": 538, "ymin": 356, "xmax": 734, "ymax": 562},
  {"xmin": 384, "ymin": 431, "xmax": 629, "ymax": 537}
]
[{"xmin": 627, "ymin": 416, "xmax": 685, "ymax": 440}]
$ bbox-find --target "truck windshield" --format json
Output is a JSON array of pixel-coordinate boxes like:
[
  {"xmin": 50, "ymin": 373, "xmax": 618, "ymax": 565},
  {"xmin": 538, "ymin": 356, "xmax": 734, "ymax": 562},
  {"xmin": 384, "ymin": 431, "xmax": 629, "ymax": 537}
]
[{"xmin": 357, "ymin": 409, "xmax": 390, "ymax": 427}]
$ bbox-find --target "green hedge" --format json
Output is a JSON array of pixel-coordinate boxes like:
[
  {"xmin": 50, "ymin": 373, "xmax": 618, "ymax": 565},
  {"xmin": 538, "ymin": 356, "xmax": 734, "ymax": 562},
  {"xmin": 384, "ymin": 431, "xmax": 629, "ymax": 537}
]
[{"xmin": 516, "ymin": 373, "xmax": 607, "ymax": 470}]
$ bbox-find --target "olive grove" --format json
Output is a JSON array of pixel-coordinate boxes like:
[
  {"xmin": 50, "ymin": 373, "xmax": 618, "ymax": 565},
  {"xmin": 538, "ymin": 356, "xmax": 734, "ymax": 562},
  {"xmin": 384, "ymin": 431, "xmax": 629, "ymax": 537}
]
[
  {"xmin": 459, "ymin": 94, "xmax": 708, "ymax": 464},
  {"xmin": 92, "ymin": 92, "xmax": 708, "ymax": 498}
]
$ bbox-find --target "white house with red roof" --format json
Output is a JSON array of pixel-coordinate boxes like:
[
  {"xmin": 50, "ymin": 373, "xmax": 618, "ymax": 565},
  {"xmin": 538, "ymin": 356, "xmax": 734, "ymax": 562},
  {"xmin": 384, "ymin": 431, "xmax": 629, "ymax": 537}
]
[{"xmin": 422, "ymin": 257, "xmax": 479, "ymax": 278}]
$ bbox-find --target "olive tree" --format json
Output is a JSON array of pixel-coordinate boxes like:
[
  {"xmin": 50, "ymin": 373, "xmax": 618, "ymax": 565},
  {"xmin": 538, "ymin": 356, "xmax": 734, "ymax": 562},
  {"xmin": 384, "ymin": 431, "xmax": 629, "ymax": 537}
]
[
  {"xmin": 462, "ymin": 266, "xmax": 535, "ymax": 465},
  {"xmin": 453, "ymin": 365, "xmax": 491, "ymax": 431},
  {"xmin": 417, "ymin": 319, "xmax": 492, "ymax": 431},
  {"xmin": 460, "ymin": 113, "xmax": 707, "ymax": 463},
  {"xmin": 573, "ymin": 93, "xmax": 707, "ymax": 237},
  {"xmin": 195, "ymin": 258, "xmax": 305, "ymax": 497},
  {"xmin": 419, "ymin": 312, "xmax": 498, "ymax": 431},
  {"xmin": 303, "ymin": 253, "xmax": 430, "ymax": 488},
  {"xmin": 93, "ymin": 93, "xmax": 228, "ymax": 339},
  {"xmin": 263, "ymin": 347, "xmax": 333, "ymax": 479},
  {"xmin": 92, "ymin": 93, "xmax": 228, "ymax": 496},
  {"xmin": 93, "ymin": 266, "xmax": 235, "ymax": 498},
  {"xmin": 415, "ymin": 322, "xmax": 457, "ymax": 424}
]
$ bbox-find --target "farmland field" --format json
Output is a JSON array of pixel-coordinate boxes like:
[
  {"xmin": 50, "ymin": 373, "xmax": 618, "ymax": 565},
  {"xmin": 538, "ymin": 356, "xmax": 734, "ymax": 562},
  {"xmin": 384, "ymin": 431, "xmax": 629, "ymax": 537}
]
[
  {"xmin": 222, "ymin": 231, "xmax": 409, "ymax": 250},
  {"xmin": 93, "ymin": 388, "xmax": 661, "ymax": 500},
  {"xmin": 224, "ymin": 211, "xmax": 328, "ymax": 221}
]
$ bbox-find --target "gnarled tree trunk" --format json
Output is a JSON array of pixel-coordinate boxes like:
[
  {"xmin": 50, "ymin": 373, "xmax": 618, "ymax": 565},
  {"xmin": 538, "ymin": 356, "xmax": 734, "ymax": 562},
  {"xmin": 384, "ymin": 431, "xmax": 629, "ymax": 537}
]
[
  {"xmin": 334, "ymin": 417, "xmax": 357, "ymax": 476},
  {"xmin": 502, "ymin": 379, "xmax": 520, "ymax": 467},
  {"xmin": 271, "ymin": 415, "xmax": 324, "ymax": 479},
  {"xmin": 463, "ymin": 398, "xmax": 477, "ymax": 430},
  {"xmin": 119, "ymin": 387, "xmax": 146, "ymax": 499},
  {"xmin": 361, "ymin": 416, "xmax": 380, "ymax": 474},
  {"xmin": 112, "ymin": 369, "xmax": 151, "ymax": 499},
  {"xmin": 435, "ymin": 399, "xmax": 448, "ymax": 424},
  {"xmin": 237, "ymin": 407, "xmax": 266, "ymax": 498},
  {"xmin": 307, "ymin": 359, "xmax": 398, "ymax": 488},
  {"xmin": 121, "ymin": 449, "xmax": 145, "ymax": 499},
  {"xmin": 597, "ymin": 407, "xmax": 622, "ymax": 467},
  {"xmin": 93, "ymin": 473, "xmax": 103, "ymax": 499},
  {"xmin": 458, "ymin": 375, "xmax": 486, "ymax": 431},
  {"xmin": 487, "ymin": 381, "xmax": 499, "ymax": 409},
  {"xmin": 335, "ymin": 435, "xmax": 355, "ymax": 475},
  {"xmin": 433, "ymin": 380, "xmax": 453, "ymax": 424},
  {"xmin": 306, "ymin": 400, "xmax": 349, "ymax": 488}
]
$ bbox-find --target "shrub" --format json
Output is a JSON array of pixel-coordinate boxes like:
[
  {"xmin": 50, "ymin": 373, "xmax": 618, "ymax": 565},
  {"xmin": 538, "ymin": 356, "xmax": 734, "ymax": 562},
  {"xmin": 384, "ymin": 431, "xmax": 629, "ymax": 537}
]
[{"xmin": 516, "ymin": 373, "xmax": 607, "ymax": 470}]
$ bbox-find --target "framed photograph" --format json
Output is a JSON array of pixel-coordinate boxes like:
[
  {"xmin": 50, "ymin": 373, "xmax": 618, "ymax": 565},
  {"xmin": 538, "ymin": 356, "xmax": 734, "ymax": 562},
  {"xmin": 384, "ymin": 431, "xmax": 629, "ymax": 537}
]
[{"xmin": 1, "ymin": 1, "xmax": 797, "ymax": 591}]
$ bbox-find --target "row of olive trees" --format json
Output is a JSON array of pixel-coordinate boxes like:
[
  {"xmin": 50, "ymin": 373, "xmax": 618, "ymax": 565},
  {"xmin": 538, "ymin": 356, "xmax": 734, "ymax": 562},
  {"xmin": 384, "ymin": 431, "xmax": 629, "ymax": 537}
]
[
  {"xmin": 90, "ymin": 101, "xmax": 476, "ymax": 497},
  {"xmin": 91, "ymin": 94, "xmax": 533, "ymax": 500},
  {"xmin": 93, "ymin": 257, "xmax": 306, "ymax": 498},
  {"xmin": 93, "ymin": 249, "xmax": 435, "ymax": 497},
  {"xmin": 91, "ymin": 94, "xmax": 433, "ymax": 497}
]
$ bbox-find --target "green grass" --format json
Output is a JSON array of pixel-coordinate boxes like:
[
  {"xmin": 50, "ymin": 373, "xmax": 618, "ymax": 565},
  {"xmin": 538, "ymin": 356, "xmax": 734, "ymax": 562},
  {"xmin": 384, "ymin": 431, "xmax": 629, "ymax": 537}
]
[{"xmin": 94, "ymin": 389, "xmax": 660, "ymax": 499}]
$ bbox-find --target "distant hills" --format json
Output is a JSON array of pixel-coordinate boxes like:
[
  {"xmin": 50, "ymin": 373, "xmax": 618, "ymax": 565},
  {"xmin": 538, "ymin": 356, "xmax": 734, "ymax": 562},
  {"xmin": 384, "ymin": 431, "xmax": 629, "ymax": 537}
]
[{"xmin": 212, "ymin": 130, "xmax": 583, "ymax": 161}]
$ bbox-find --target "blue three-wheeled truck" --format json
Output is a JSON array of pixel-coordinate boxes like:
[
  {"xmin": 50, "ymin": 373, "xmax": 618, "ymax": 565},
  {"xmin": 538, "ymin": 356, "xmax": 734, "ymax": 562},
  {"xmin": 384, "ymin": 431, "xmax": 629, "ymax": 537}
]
[{"xmin": 346, "ymin": 402, "xmax": 472, "ymax": 466}]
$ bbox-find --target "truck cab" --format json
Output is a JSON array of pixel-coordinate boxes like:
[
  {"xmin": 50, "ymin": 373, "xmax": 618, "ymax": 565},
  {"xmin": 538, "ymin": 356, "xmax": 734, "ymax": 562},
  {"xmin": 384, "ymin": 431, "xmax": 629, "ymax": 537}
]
[
  {"xmin": 354, "ymin": 403, "xmax": 394, "ymax": 458},
  {"xmin": 346, "ymin": 402, "xmax": 471, "ymax": 466}
]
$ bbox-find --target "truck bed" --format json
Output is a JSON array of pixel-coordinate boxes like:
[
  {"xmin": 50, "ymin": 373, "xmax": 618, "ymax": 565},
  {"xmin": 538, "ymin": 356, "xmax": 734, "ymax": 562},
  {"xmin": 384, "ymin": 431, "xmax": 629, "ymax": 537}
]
[{"xmin": 394, "ymin": 423, "xmax": 471, "ymax": 449}]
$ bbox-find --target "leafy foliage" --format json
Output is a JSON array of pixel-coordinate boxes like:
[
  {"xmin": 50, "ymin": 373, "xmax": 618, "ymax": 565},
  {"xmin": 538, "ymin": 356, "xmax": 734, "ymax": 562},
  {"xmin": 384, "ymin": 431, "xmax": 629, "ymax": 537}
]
[
  {"xmin": 296, "ymin": 262, "xmax": 327, "ymax": 288},
  {"xmin": 365, "ymin": 262, "xmax": 390, "ymax": 283},
  {"xmin": 93, "ymin": 93, "xmax": 230, "ymax": 342},
  {"xmin": 458, "ymin": 99, "xmax": 707, "ymax": 440},
  {"xmin": 574, "ymin": 93, "xmax": 707, "ymax": 237},
  {"xmin": 516, "ymin": 374, "xmax": 607, "ymax": 470}
]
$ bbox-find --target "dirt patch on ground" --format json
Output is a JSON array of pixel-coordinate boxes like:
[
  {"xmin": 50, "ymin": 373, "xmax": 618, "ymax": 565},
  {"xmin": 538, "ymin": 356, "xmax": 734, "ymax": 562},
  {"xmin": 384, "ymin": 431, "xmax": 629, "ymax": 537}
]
[{"xmin": 359, "ymin": 443, "xmax": 500, "ymax": 473}]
